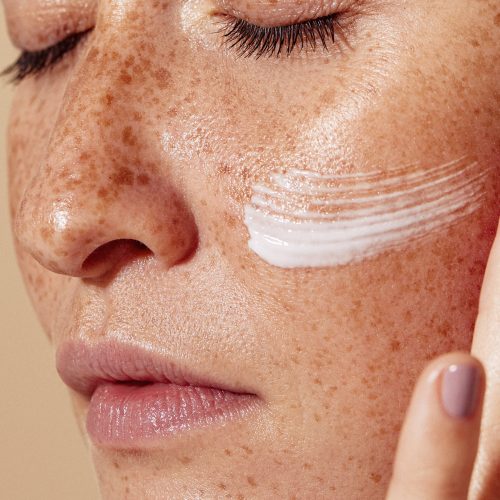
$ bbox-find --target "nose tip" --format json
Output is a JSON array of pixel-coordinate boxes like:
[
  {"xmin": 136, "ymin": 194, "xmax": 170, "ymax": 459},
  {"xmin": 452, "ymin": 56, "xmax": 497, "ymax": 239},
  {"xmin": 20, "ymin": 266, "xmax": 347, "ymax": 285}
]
[
  {"xmin": 14, "ymin": 195, "xmax": 109, "ymax": 277},
  {"xmin": 14, "ymin": 180, "xmax": 199, "ymax": 279}
]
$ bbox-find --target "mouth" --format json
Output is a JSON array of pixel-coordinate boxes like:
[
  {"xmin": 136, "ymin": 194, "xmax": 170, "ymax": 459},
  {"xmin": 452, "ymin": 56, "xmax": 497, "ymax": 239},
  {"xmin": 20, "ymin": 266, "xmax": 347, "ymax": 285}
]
[{"xmin": 56, "ymin": 340, "xmax": 261, "ymax": 448}]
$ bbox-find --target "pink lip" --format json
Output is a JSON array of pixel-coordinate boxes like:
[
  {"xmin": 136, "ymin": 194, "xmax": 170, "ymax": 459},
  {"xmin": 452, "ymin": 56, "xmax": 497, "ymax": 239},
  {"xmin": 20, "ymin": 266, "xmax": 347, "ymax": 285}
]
[{"xmin": 56, "ymin": 341, "xmax": 261, "ymax": 448}]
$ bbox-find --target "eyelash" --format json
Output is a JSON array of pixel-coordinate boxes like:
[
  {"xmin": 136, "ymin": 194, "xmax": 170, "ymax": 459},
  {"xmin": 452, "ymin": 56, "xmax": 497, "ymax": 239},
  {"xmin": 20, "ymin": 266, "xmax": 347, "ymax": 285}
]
[
  {"xmin": 3, "ymin": 14, "xmax": 341, "ymax": 83},
  {"xmin": 217, "ymin": 14, "xmax": 340, "ymax": 59},
  {"xmin": 2, "ymin": 30, "xmax": 92, "ymax": 83}
]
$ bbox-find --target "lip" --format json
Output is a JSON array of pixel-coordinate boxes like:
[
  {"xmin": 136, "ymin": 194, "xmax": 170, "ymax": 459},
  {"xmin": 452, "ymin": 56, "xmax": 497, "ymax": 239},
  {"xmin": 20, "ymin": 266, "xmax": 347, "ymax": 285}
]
[{"xmin": 56, "ymin": 340, "xmax": 261, "ymax": 448}]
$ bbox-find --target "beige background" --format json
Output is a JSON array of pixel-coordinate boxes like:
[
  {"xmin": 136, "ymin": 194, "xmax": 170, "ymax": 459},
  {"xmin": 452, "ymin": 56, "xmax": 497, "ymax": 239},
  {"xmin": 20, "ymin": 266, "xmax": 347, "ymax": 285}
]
[{"xmin": 0, "ymin": 9, "xmax": 100, "ymax": 500}]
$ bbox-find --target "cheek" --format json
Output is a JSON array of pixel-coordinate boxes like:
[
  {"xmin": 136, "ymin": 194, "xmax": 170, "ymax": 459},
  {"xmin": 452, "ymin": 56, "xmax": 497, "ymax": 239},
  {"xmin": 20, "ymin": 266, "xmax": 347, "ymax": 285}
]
[
  {"xmin": 8, "ymin": 83, "xmax": 71, "ymax": 334},
  {"xmin": 8, "ymin": 79, "xmax": 63, "ymax": 216},
  {"xmin": 14, "ymin": 244, "xmax": 63, "ymax": 338}
]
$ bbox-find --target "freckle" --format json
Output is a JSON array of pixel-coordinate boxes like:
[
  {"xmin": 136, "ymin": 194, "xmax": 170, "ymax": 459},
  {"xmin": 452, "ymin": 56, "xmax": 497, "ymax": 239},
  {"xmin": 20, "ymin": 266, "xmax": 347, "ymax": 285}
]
[
  {"xmin": 122, "ymin": 126, "xmax": 136, "ymax": 146},
  {"xmin": 179, "ymin": 456, "xmax": 192, "ymax": 464},
  {"xmin": 124, "ymin": 55, "xmax": 135, "ymax": 67},
  {"xmin": 390, "ymin": 340, "xmax": 401, "ymax": 352},
  {"xmin": 111, "ymin": 166, "xmax": 134, "ymax": 186},
  {"xmin": 370, "ymin": 472, "xmax": 382, "ymax": 484},
  {"xmin": 167, "ymin": 107, "xmax": 178, "ymax": 117},
  {"xmin": 241, "ymin": 445, "xmax": 253, "ymax": 455},
  {"xmin": 103, "ymin": 93, "xmax": 114, "ymax": 106},
  {"xmin": 313, "ymin": 413, "xmax": 321, "ymax": 422},
  {"xmin": 495, "ymin": 13, "xmax": 500, "ymax": 27},
  {"xmin": 303, "ymin": 463, "xmax": 312, "ymax": 470},
  {"xmin": 153, "ymin": 68, "xmax": 172, "ymax": 89},
  {"xmin": 137, "ymin": 173, "xmax": 150, "ymax": 185},
  {"xmin": 79, "ymin": 151, "xmax": 91, "ymax": 161},
  {"xmin": 246, "ymin": 476, "xmax": 257, "ymax": 487},
  {"xmin": 125, "ymin": 486, "xmax": 130, "ymax": 494},
  {"xmin": 217, "ymin": 482, "xmax": 227, "ymax": 490},
  {"xmin": 97, "ymin": 187, "xmax": 109, "ymax": 199},
  {"xmin": 224, "ymin": 448, "xmax": 232, "ymax": 456},
  {"xmin": 120, "ymin": 71, "xmax": 133, "ymax": 84},
  {"xmin": 313, "ymin": 377, "xmax": 322, "ymax": 385},
  {"xmin": 113, "ymin": 460, "xmax": 120, "ymax": 469},
  {"xmin": 132, "ymin": 111, "xmax": 143, "ymax": 122}
]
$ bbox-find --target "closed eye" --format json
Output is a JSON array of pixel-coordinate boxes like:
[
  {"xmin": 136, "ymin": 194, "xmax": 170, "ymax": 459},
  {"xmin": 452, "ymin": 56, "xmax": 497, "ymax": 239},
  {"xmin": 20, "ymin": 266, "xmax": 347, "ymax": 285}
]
[
  {"xmin": 3, "ymin": 11, "xmax": 346, "ymax": 83},
  {"xmin": 216, "ymin": 14, "xmax": 344, "ymax": 59},
  {"xmin": 2, "ymin": 29, "xmax": 92, "ymax": 83}
]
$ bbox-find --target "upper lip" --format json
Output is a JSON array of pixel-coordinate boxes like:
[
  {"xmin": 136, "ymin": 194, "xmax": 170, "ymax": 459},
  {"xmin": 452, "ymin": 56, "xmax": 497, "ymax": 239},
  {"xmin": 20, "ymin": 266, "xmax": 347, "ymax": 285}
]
[{"xmin": 56, "ymin": 340, "xmax": 254, "ymax": 398}]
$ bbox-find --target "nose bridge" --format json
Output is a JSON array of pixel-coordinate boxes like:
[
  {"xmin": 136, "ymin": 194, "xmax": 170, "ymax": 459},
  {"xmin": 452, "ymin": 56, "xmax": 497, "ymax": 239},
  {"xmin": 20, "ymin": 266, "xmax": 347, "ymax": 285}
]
[{"xmin": 15, "ymin": 5, "xmax": 198, "ymax": 277}]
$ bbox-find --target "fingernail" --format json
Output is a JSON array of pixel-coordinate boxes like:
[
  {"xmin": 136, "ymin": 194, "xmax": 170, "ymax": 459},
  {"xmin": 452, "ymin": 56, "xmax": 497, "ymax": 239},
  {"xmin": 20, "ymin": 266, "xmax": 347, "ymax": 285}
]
[{"xmin": 441, "ymin": 364, "xmax": 481, "ymax": 419}]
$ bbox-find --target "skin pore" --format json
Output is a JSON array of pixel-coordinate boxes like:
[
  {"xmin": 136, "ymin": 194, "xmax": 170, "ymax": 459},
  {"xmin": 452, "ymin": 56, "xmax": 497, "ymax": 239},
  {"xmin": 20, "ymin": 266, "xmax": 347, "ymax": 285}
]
[{"xmin": 3, "ymin": 0, "xmax": 500, "ymax": 498}]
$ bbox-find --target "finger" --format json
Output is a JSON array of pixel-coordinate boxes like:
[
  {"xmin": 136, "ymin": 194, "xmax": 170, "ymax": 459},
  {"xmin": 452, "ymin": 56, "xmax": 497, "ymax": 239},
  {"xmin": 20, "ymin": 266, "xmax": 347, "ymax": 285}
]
[
  {"xmin": 470, "ymin": 217, "xmax": 500, "ymax": 499},
  {"xmin": 387, "ymin": 352, "xmax": 485, "ymax": 500}
]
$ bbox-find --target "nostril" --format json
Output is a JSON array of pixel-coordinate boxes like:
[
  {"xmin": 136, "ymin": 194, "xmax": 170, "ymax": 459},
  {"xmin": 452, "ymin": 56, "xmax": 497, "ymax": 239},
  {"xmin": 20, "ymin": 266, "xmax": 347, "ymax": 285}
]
[{"xmin": 81, "ymin": 239, "xmax": 151, "ymax": 278}]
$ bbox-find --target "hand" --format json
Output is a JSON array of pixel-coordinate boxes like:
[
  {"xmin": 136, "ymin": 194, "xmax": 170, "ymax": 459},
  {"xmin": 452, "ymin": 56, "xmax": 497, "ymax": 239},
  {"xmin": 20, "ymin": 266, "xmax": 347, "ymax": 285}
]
[{"xmin": 387, "ymin": 218, "xmax": 500, "ymax": 500}]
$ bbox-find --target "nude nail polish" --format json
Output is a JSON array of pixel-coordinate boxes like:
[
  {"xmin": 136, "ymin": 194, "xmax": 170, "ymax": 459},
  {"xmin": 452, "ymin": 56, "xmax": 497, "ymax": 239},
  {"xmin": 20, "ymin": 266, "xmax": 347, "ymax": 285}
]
[{"xmin": 441, "ymin": 364, "xmax": 481, "ymax": 419}]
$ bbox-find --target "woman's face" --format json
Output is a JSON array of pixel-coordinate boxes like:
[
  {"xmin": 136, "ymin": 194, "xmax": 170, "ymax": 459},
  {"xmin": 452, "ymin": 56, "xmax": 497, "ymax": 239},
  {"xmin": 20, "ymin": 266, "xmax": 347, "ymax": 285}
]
[{"xmin": 4, "ymin": 0, "xmax": 499, "ymax": 497}]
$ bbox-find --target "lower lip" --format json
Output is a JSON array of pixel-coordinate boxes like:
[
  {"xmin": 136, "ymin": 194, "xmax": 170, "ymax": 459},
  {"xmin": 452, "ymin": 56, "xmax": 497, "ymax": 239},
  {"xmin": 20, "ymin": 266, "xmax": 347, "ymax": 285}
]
[{"xmin": 86, "ymin": 382, "xmax": 259, "ymax": 448}]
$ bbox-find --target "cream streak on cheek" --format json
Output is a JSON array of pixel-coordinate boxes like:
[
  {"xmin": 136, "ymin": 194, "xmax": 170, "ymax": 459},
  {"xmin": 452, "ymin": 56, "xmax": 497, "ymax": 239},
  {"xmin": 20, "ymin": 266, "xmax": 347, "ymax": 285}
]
[{"xmin": 244, "ymin": 157, "xmax": 488, "ymax": 268}]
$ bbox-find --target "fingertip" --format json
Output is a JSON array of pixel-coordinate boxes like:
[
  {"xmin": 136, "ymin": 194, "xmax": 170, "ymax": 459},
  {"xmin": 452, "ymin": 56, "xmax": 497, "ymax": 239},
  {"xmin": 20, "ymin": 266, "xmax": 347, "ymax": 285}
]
[
  {"xmin": 419, "ymin": 352, "xmax": 484, "ymax": 388},
  {"xmin": 387, "ymin": 352, "xmax": 485, "ymax": 500}
]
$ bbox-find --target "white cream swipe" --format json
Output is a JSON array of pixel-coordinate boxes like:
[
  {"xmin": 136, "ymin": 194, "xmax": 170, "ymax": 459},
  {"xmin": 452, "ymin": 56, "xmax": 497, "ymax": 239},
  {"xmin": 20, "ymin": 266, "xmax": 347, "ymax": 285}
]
[{"xmin": 244, "ymin": 157, "xmax": 488, "ymax": 268}]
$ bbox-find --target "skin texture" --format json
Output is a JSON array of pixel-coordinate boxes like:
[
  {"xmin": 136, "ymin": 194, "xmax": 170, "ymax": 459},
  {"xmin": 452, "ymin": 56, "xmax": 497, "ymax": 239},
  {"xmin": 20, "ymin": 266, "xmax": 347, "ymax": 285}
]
[{"xmin": 3, "ymin": 0, "xmax": 500, "ymax": 498}]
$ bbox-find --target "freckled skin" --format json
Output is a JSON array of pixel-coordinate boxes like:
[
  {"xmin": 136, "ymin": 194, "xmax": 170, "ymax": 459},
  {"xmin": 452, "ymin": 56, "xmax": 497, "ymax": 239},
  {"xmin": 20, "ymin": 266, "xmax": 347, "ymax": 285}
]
[{"xmin": 3, "ymin": 0, "xmax": 500, "ymax": 498}]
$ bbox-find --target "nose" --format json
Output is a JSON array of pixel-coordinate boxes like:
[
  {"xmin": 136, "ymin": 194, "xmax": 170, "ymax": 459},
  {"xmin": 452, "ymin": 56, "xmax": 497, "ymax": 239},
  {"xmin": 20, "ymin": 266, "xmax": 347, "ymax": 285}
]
[{"xmin": 14, "ymin": 19, "xmax": 198, "ymax": 278}]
